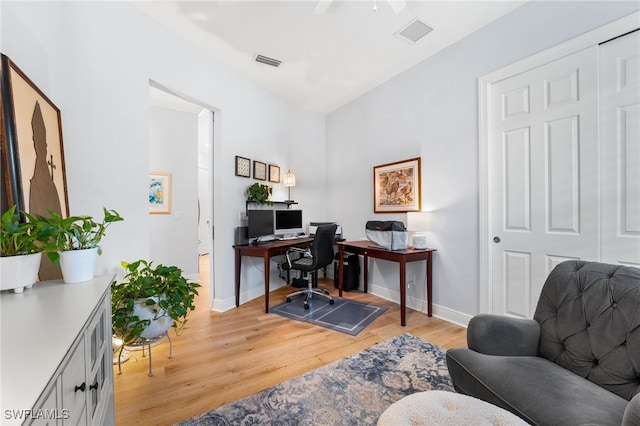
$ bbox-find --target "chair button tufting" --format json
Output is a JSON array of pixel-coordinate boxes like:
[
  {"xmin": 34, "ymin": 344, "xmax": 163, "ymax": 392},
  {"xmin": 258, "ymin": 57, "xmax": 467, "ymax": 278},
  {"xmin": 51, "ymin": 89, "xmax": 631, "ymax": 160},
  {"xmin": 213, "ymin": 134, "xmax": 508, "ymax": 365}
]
[{"xmin": 612, "ymin": 302, "xmax": 618, "ymax": 308}]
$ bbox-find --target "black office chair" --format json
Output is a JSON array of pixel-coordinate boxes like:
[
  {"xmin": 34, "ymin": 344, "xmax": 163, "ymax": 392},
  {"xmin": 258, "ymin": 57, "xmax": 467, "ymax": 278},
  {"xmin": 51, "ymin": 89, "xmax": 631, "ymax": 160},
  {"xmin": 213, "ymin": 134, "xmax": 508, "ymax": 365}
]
[{"xmin": 282, "ymin": 224, "xmax": 337, "ymax": 309}]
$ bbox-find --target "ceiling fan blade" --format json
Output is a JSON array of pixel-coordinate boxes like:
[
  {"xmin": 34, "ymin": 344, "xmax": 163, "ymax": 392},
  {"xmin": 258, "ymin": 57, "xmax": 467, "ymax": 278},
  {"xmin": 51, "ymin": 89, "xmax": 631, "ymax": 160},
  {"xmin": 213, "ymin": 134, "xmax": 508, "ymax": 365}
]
[
  {"xmin": 387, "ymin": 0, "xmax": 407, "ymax": 14},
  {"xmin": 313, "ymin": 0, "xmax": 335, "ymax": 15}
]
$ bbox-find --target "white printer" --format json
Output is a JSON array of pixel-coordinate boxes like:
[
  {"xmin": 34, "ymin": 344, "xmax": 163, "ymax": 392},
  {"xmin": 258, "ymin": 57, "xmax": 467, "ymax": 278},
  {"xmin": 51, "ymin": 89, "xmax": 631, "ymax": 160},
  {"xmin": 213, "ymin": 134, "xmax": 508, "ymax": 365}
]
[{"xmin": 309, "ymin": 222, "xmax": 342, "ymax": 239}]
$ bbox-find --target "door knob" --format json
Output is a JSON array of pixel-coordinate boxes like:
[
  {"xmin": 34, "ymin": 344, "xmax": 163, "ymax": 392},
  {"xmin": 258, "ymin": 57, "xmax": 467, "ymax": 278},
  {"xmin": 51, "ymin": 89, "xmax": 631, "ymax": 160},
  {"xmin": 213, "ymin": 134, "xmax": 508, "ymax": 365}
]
[{"xmin": 493, "ymin": 237, "xmax": 501, "ymax": 243}]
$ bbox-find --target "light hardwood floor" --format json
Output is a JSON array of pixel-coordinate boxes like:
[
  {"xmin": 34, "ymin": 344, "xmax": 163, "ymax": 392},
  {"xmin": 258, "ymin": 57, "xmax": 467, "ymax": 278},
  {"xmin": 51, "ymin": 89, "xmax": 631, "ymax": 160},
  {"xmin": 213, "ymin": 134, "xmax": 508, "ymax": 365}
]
[{"xmin": 114, "ymin": 255, "xmax": 468, "ymax": 425}]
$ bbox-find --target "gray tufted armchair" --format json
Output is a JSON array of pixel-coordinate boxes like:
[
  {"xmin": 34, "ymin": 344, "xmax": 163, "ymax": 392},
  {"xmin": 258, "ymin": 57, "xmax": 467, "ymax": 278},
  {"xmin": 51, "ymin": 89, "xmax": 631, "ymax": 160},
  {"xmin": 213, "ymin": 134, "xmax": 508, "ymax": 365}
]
[{"xmin": 446, "ymin": 260, "xmax": 640, "ymax": 426}]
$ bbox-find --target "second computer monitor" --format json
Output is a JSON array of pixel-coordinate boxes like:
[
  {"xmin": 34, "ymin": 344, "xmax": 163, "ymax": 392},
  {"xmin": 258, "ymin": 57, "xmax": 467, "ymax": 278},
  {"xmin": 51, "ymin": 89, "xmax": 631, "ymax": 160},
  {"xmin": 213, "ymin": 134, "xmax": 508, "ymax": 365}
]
[{"xmin": 274, "ymin": 209, "xmax": 303, "ymax": 237}]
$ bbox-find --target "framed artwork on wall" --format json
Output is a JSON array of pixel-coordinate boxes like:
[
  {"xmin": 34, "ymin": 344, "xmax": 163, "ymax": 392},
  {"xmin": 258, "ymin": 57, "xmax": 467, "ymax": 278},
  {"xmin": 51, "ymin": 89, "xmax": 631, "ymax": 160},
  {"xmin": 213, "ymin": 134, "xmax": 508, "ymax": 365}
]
[
  {"xmin": 253, "ymin": 161, "xmax": 266, "ymax": 181},
  {"xmin": 149, "ymin": 172, "xmax": 172, "ymax": 214},
  {"xmin": 269, "ymin": 165, "xmax": 280, "ymax": 183},
  {"xmin": 0, "ymin": 54, "xmax": 70, "ymax": 218},
  {"xmin": 235, "ymin": 155, "xmax": 251, "ymax": 177},
  {"xmin": 373, "ymin": 157, "xmax": 421, "ymax": 213}
]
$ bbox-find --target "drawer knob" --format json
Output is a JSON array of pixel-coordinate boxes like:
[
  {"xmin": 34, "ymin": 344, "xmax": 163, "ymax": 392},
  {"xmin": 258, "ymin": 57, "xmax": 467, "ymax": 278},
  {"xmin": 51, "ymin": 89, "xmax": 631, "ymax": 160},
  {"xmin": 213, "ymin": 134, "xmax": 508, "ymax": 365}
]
[
  {"xmin": 90, "ymin": 382, "xmax": 99, "ymax": 391},
  {"xmin": 74, "ymin": 383, "xmax": 86, "ymax": 392}
]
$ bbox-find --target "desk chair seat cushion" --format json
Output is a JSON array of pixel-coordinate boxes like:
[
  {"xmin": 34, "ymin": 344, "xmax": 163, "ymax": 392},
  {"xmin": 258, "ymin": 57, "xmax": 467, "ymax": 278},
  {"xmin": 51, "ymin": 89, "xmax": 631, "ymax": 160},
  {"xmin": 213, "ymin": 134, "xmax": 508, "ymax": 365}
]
[{"xmin": 282, "ymin": 255, "xmax": 315, "ymax": 272}]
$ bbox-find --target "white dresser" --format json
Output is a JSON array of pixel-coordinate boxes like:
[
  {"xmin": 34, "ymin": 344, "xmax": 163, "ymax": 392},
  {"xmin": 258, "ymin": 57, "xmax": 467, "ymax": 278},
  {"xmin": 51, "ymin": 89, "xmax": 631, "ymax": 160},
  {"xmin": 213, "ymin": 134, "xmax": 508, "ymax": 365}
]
[{"xmin": 1, "ymin": 275, "xmax": 115, "ymax": 425}]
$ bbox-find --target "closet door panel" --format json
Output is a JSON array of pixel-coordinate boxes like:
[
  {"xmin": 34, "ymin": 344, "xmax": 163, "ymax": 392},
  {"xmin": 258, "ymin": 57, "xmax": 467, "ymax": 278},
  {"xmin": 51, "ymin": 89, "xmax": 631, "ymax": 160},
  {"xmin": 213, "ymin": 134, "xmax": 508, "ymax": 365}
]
[{"xmin": 600, "ymin": 30, "xmax": 640, "ymax": 266}]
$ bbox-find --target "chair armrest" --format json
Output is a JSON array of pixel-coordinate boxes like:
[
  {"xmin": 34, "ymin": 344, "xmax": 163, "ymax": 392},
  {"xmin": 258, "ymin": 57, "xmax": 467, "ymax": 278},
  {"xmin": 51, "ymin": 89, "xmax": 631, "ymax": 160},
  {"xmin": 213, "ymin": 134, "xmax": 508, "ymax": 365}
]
[
  {"xmin": 467, "ymin": 314, "xmax": 540, "ymax": 356},
  {"xmin": 623, "ymin": 393, "xmax": 640, "ymax": 426},
  {"xmin": 285, "ymin": 247, "xmax": 310, "ymax": 268}
]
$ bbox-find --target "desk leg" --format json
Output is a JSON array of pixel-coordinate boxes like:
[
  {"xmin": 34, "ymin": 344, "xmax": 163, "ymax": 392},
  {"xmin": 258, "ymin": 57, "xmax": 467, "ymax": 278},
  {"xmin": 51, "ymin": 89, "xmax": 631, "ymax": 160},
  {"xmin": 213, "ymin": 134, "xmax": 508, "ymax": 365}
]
[
  {"xmin": 264, "ymin": 254, "xmax": 270, "ymax": 313},
  {"xmin": 235, "ymin": 249, "xmax": 241, "ymax": 307},
  {"xmin": 426, "ymin": 253, "xmax": 432, "ymax": 317},
  {"xmin": 400, "ymin": 257, "xmax": 407, "ymax": 326},
  {"xmin": 338, "ymin": 245, "xmax": 344, "ymax": 297},
  {"xmin": 363, "ymin": 254, "xmax": 369, "ymax": 293}
]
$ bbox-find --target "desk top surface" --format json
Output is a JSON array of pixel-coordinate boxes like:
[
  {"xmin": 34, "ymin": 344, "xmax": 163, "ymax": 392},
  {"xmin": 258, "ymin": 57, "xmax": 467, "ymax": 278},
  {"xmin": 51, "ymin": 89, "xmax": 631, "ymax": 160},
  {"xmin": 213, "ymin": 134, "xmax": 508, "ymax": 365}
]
[
  {"xmin": 233, "ymin": 237, "xmax": 313, "ymax": 250},
  {"xmin": 338, "ymin": 240, "xmax": 437, "ymax": 254}
]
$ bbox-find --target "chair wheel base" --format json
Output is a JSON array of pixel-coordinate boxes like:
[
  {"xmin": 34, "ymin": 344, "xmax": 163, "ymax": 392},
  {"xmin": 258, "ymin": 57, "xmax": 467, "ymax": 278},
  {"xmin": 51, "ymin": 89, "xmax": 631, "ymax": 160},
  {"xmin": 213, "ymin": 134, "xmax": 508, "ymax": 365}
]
[
  {"xmin": 329, "ymin": 299, "xmax": 335, "ymax": 305},
  {"xmin": 286, "ymin": 297, "xmax": 292, "ymax": 303},
  {"xmin": 304, "ymin": 303, "xmax": 309, "ymax": 309}
]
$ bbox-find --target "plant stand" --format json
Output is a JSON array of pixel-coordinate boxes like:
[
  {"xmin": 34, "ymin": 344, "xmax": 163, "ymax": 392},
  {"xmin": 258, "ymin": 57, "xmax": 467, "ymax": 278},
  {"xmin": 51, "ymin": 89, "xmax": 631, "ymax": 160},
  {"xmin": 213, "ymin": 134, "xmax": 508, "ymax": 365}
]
[{"xmin": 117, "ymin": 332, "xmax": 173, "ymax": 377}]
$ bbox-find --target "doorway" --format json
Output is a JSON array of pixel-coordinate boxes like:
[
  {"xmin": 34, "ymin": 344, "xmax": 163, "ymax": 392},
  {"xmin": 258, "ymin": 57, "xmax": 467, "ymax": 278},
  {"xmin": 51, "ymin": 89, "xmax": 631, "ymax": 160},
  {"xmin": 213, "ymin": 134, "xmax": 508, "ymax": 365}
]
[{"xmin": 148, "ymin": 83, "xmax": 215, "ymax": 302}]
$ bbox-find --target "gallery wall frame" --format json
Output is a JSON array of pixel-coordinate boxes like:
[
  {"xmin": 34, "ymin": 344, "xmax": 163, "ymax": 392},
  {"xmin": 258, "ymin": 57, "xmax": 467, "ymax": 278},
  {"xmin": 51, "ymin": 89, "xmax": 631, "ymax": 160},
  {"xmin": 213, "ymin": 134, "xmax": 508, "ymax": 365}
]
[
  {"xmin": 0, "ymin": 54, "xmax": 70, "ymax": 218},
  {"xmin": 149, "ymin": 171, "xmax": 172, "ymax": 214},
  {"xmin": 253, "ymin": 161, "xmax": 266, "ymax": 181},
  {"xmin": 373, "ymin": 157, "xmax": 421, "ymax": 213},
  {"xmin": 269, "ymin": 164, "xmax": 280, "ymax": 183},
  {"xmin": 235, "ymin": 155, "xmax": 251, "ymax": 177}
]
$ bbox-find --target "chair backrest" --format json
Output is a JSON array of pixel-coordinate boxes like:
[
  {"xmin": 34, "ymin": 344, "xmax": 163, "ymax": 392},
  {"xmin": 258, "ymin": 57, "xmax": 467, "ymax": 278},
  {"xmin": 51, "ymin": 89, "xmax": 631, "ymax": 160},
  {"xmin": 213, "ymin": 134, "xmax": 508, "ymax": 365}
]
[
  {"xmin": 533, "ymin": 260, "xmax": 640, "ymax": 400},
  {"xmin": 309, "ymin": 224, "xmax": 338, "ymax": 270}
]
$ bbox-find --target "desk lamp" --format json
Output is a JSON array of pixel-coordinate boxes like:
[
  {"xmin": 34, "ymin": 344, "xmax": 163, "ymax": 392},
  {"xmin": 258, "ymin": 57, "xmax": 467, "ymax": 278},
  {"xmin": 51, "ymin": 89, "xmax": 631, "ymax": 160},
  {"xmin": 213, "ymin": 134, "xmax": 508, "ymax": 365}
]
[{"xmin": 284, "ymin": 170, "xmax": 296, "ymax": 202}]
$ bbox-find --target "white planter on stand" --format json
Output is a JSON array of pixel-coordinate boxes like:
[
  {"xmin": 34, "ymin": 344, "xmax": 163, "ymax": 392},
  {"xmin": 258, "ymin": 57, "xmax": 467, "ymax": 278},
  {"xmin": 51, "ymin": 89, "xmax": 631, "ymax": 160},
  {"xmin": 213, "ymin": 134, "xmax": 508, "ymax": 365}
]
[
  {"xmin": 0, "ymin": 252, "xmax": 42, "ymax": 293},
  {"xmin": 59, "ymin": 247, "xmax": 98, "ymax": 284},
  {"xmin": 133, "ymin": 297, "xmax": 173, "ymax": 339}
]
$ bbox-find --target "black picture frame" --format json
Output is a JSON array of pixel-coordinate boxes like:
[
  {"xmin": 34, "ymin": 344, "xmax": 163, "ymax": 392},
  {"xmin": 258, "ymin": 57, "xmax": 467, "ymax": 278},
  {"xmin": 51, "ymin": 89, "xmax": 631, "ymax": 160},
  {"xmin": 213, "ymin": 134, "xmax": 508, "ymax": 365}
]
[{"xmin": 235, "ymin": 155, "xmax": 251, "ymax": 177}]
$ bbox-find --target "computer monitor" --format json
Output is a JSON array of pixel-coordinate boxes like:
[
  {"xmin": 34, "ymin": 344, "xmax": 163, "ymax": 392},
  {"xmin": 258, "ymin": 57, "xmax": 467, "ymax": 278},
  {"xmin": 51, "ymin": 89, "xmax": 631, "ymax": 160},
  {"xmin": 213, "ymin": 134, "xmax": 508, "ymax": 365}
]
[
  {"xmin": 247, "ymin": 210, "xmax": 274, "ymax": 239},
  {"xmin": 274, "ymin": 209, "xmax": 304, "ymax": 237}
]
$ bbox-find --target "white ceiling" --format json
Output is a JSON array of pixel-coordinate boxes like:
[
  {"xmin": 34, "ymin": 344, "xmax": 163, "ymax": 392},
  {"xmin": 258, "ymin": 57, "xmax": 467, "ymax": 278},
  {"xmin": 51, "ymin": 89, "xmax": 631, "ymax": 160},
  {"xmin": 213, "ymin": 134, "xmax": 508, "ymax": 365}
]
[{"xmin": 135, "ymin": 0, "xmax": 526, "ymax": 115}]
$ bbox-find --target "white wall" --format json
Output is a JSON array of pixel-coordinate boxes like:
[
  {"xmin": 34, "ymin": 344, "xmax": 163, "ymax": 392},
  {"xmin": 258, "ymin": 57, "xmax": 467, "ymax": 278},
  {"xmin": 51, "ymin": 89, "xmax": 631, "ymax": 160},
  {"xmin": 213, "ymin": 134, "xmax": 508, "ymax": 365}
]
[
  {"xmin": 325, "ymin": 1, "xmax": 640, "ymax": 323},
  {"xmin": 0, "ymin": 1, "xmax": 326, "ymax": 309},
  {"xmin": 149, "ymin": 106, "xmax": 199, "ymax": 275}
]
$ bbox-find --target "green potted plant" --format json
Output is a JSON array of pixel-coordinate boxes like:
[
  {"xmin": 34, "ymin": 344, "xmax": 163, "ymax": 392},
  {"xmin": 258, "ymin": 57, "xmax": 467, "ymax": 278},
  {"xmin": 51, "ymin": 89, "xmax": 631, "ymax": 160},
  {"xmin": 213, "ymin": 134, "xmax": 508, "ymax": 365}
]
[
  {"xmin": 111, "ymin": 259, "xmax": 200, "ymax": 349},
  {"xmin": 0, "ymin": 206, "xmax": 48, "ymax": 293},
  {"xmin": 30, "ymin": 207, "xmax": 124, "ymax": 283},
  {"xmin": 247, "ymin": 182, "xmax": 273, "ymax": 205}
]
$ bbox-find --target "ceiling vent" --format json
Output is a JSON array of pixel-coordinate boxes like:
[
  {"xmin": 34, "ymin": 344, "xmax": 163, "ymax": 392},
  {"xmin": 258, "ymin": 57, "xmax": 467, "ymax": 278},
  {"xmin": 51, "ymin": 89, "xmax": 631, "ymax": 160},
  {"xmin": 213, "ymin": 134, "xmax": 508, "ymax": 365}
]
[
  {"xmin": 395, "ymin": 18, "xmax": 433, "ymax": 44},
  {"xmin": 255, "ymin": 54, "xmax": 282, "ymax": 67}
]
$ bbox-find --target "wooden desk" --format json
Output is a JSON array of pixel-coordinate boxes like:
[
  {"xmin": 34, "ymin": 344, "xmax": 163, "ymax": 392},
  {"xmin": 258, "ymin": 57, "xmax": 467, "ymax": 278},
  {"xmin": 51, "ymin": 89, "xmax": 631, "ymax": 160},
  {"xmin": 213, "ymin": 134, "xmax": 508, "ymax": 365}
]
[
  {"xmin": 233, "ymin": 238, "xmax": 313, "ymax": 313},
  {"xmin": 337, "ymin": 240, "xmax": 436, "ymax": 326}
]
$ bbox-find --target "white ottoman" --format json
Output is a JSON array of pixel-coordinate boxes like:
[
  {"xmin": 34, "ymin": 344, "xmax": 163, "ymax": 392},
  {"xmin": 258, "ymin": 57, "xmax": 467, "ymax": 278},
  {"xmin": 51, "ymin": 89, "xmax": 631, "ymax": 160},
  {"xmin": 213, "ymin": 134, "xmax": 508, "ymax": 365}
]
[{"xmin": 377, "ymin": 391, "xmax": 529, "ymax": 426}]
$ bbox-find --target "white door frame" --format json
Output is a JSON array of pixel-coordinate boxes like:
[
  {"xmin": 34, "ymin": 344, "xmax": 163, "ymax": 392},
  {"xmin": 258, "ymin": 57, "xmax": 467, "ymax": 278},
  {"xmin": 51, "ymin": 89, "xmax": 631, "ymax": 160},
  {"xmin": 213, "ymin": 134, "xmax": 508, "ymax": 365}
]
[{"xmin": 478, "ymin": 12, "xmax": 640, "ymax": 314}]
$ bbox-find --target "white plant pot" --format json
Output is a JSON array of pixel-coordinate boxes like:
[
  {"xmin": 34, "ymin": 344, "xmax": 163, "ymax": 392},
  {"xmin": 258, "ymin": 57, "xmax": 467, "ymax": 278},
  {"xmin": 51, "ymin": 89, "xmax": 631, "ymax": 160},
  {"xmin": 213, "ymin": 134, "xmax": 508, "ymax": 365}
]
[
  {"xmin": 133, "ymin": 297, "xmax": 173, "ymax": 340},
  {"xmin": 59, "ymin": 247, "xmax": 98, "ymax": 284},
  {"xmin": 0, "ymin": 252, "xmax": 42, "ymax": 293}
]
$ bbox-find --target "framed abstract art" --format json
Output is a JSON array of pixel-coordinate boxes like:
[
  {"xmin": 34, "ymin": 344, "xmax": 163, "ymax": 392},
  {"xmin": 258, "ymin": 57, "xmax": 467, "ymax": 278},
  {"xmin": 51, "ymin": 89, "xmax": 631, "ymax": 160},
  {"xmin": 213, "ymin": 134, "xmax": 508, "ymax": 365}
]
[
  {"xmin": 373, "ymin": 157, "xmax": 421, "ymax": 213},
  {"xmin": 149, "ymin": 172, "xmax": 172, "ymax": 214}
]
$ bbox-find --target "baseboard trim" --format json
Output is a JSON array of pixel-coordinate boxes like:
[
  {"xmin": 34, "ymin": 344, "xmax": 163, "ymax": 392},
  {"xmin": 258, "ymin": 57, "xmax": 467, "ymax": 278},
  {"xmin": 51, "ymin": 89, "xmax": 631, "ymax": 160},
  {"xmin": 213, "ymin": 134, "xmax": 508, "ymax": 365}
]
[
  {"xmin": 368, "ymin": 283, "xmax": 471, "ymax": 328},
  {"xmin": 212, "ymin": 281, "xmax": 472, "ymax": 328}
]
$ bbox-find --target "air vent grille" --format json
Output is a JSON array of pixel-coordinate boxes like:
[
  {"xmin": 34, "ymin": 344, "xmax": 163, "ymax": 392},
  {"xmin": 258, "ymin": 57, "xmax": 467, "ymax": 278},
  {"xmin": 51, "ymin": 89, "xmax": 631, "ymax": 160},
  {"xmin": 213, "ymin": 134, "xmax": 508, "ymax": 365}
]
[
  {"xmin": 255, "ymin": 54, "xmax": 282, "ymax": 67},
  {"xmin": 396, "ymin": 18, "xmax": 433, "ymax": 44}
]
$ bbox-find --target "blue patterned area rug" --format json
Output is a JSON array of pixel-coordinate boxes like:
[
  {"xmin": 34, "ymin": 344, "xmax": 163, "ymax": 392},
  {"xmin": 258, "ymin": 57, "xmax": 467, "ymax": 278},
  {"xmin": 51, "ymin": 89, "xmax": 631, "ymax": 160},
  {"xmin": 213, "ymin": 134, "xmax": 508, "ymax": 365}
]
[
  {"xmin": 269, "ymin": 297, "xmax": 387, "ymax": 336},
  {"xmin": 176, "ymin": 334, "xmax": 454, "ymax": 426}
]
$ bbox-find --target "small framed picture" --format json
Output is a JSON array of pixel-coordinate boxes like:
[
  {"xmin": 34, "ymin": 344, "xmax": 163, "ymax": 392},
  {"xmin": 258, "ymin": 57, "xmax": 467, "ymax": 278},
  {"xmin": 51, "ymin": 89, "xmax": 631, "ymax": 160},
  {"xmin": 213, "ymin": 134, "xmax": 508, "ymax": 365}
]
[
  {"xmin": 235, "ymin": 156, "xmax": 251, "ymax": 177},
  {"xmin": 253, "ymin": 161, "xmax": 266, "ymax": 181},
  {"xmin": 269, "ymin": 165, "xmax": 280, "ymax": 183},
  {"xmin": 149, "ymin": 172, "xmax": 172, "ymax": 214},
  {"xmin": 373, "ymin": 157, "xmax": 421, "ymax": 213}
]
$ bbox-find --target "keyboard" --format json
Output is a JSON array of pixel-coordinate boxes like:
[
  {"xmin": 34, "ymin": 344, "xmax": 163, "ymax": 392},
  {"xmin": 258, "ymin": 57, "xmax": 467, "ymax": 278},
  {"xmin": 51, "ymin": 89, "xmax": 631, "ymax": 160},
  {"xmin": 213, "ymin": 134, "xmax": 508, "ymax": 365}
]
[{"xmin": 280, "ymin": 235, "xmax": 306, "ymax": 240}]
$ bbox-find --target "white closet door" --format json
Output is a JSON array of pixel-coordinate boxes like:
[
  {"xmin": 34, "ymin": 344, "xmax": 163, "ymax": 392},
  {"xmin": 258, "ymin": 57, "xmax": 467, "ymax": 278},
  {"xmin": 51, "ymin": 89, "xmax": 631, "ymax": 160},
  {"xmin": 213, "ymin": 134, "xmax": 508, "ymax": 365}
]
[
  {"xmin": 600, "ymin": 30, "xmax": 640, "ymax": 267},
  {"xmin": 490, "ymin": 47, "xmax": 599, "ymax": 318}
]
